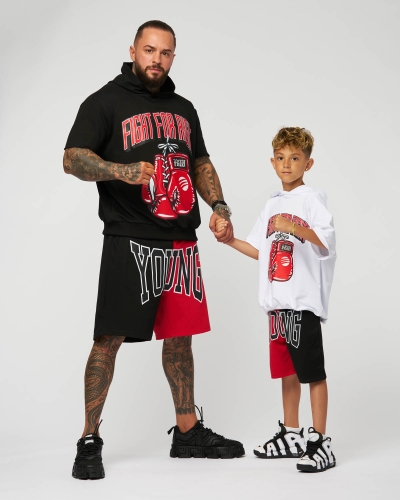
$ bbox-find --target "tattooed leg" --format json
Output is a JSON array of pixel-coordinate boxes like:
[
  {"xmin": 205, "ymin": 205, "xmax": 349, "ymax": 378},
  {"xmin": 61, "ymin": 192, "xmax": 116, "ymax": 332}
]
[
  {"xmin": 162, "ymin": 336, "xmax": 198, "ymax": 432},
  {"xmin": 82, "ymin": 335, "xmax": 125, "ymax": 437}
]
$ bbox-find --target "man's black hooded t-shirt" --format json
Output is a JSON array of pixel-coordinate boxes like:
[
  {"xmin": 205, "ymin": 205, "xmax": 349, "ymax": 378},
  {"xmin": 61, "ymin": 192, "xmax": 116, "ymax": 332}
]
[{"xmin": 65, "ymin": 62, "xmax": 209, "ymax": 241}]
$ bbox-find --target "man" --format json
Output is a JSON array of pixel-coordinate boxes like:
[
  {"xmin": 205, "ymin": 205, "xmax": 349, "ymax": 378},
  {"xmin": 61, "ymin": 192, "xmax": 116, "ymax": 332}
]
[{"xmin": 64, "ymin": 20, "xmax": 244, "ymax": 480}]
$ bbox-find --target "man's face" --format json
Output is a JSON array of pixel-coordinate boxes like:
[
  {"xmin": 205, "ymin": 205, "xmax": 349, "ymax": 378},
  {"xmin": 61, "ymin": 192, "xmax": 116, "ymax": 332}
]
[
  {"xmin": 270, "ymin": 146, "xmax": 313, "ymax": 190},
  {"xmin": 130, "ymin": 28, "xmax": 175, "ymax": 92}
]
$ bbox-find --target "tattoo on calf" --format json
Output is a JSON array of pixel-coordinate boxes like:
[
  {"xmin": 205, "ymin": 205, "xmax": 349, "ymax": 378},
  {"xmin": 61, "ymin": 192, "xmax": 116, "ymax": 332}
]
[
  {"xmin": 162, "ymin": 337, "xmax": 195, "ymax": 415},
  {"xmin": 84, "ymin": 335, "xmax": 125, "ymax": 434}
]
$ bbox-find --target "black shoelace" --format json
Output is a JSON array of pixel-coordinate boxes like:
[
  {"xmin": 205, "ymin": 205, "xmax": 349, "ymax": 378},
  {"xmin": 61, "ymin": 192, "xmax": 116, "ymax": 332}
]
[
  {"xmin": 304, "ymin": 437, "xmax": 330, "ymax": 458},
  {"xmin": 194, "ymin": 406, "xmax": 225, "ymax": 439},
  {"xmin": 78, "ymin": 420, "xmax": 103, "ymax": 457},
  {"xmin": 167, "ymin": 406, "xmax": 226, "ymax": 439}
]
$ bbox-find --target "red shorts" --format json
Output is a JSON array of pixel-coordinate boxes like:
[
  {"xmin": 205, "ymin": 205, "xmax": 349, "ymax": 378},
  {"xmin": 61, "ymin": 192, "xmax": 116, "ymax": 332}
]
[{"xmin": 94, "ymin": 236, "xmax": 210, "ymax": 342}]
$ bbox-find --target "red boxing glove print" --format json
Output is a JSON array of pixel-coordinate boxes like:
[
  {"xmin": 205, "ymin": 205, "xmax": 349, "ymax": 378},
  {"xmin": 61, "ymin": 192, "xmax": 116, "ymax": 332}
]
[
  {"xmin": 269, "ymin": 237, "xmax": 294, "ymax": 283},
  {"xmin": 142, "ymin": 138, "xmax": 195, "ymax": 219}
]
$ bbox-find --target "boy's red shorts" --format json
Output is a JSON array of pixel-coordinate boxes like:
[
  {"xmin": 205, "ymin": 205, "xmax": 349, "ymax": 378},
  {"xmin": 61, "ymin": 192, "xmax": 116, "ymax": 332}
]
[{"xmin": 94, "ymin": 236, "xmax": 210, "ymax": 342}]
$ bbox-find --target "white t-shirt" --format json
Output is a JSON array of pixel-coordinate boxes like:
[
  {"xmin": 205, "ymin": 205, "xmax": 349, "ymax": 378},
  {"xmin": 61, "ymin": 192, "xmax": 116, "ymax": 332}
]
[{"xmin": 246, "ymin": 185, "xmax": 336, "ymax": 323}]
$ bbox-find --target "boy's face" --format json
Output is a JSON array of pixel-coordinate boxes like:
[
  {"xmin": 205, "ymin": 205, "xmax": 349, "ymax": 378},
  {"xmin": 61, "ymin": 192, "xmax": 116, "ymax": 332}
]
[{"xmin": 270, "ymin": 146, "xmax": 314, "ymax": 191}]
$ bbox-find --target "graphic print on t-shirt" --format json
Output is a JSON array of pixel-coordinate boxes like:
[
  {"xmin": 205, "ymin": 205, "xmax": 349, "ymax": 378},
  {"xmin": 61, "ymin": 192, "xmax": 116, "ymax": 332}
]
[
  {"xmin": 267, "ymin": 214, "xmax": 310, "ymax": 283},
  {"xmin": 141, "ymin": 138, "xmax": 195, "ymax": 219}
]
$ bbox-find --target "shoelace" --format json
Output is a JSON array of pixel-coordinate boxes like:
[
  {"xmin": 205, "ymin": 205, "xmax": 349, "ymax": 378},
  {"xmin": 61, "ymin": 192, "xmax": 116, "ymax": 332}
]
[
  {"xmin": 78, "ymin": 420, "xmax": 103, "ymax": 457},
  {"xmin": 195, "ymin": 406, "xmax": 227, "ymax": 440},
  {"xmin": 303, "ymin": 437, "xmax": 330, "ymax": 458},
  {"xmin": 167, "ymin": 406, "xmax": 226, "ymax": 439}
]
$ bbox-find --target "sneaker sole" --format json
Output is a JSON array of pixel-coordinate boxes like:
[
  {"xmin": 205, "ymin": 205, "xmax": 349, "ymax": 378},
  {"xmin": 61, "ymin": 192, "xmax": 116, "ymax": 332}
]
[
  {"xmin": 72, "ymin": 463, "xmax": 105, "ymax": 480},
  {"xmin": 254, "ymin": 449, "xmax": 302, "ymax": 459},
  {"xmin": 297, "ymin": 462, "xmax": 336, "ymax": 473},
  {"xmin": 170, "ymin": 445, "xmax": 245, "ymax": 459}
]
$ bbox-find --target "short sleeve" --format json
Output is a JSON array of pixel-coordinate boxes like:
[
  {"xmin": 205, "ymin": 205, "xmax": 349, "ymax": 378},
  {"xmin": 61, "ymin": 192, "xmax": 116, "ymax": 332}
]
[
  {"xmin": 194, "ymin": 109, "xmax": 209, "ymax": 159},
  {"xmin": 305, "ymin": 194, "xmax": 336, "ymax": 260},
  {"xmin": 246, "ymin": 210, "xmax": 265, "ymax": 250},
  {"xmin": 65, "ymin": 95, "xmax": 110, "ymax": 154}
]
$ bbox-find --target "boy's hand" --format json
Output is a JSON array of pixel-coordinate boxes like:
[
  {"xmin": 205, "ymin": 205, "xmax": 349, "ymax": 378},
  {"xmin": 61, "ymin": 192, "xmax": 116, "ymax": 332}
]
[
  {"xmin": 273, "ymin": 214, "xmax": 293, "ymax": 234},
  {"xmin": 210, "ymin": 212, "xmax": 233, "ymax": 243},
  {"xmin": 215, "ymin": 219, "xmax": 228, "ymax": 233}
]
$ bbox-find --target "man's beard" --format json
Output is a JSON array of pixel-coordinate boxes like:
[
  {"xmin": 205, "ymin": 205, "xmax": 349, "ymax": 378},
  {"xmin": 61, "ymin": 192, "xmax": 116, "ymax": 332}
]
[{"xmin": 134, "ymin": 61, "xmax": 169, "ymax": 92}]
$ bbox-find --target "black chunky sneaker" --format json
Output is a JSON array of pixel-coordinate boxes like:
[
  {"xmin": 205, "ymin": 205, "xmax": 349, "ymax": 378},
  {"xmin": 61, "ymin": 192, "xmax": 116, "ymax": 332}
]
[
  {"xmin": 297, "ymin": 427, "xmax": 336, "ymax": 473},
  {"xmin": 254, "ymin": 420, "xmax": 306, "ymax": 459},
  {"xmin": 168, "ymin": 407, "xmax": 245, "ymax": 459},
  {"xmin": 72, "ymin": 421, "xmax": 105, "ymax": 480}
]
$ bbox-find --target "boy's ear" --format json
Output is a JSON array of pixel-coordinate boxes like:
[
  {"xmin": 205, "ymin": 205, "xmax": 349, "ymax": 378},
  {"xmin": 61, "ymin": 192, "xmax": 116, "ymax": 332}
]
[
  {"xmin": 270, "ymin": 157, "xmax": 276, "ymax": 170},
  {"xmin": 305, "ymin": 158, "xmax": 314, "ymax": 172}
]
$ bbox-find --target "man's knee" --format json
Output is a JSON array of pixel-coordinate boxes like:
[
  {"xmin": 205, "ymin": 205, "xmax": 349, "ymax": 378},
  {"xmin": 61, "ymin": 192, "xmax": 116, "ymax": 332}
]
[
  {"xmin": 94, "ymin": 335, "xmax": 125, "ymax": 355},
  {"xmin": 163, "ymin": 336, "xmax": 192, "ymax": 351}
]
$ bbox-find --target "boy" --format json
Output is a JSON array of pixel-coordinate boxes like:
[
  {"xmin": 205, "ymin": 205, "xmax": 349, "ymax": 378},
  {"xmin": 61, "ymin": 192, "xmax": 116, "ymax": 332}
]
[{"xmin": 217, "ymin": 127, "xmax": 336, "ymax": 472}]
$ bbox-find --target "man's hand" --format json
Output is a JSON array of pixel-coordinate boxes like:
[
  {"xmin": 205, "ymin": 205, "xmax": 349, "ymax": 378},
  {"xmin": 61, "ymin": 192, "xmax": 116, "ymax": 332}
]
[
  {"xmin": 273, "ymin": 214, "xmax": 293, "ymax": 234},
  {"xmin": 118, "ymin": 162, "xmax": 155, "ymax": 185},
  {"xmin": 210, "ymin": 211, "xmax": 234, "ymax": 243}
]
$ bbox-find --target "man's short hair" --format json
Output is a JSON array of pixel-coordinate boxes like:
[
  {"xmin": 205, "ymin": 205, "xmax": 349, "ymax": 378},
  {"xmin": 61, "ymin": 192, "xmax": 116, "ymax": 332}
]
[
  {"xmin": 134, "ymin": 20, "xmax": 176, "ymax": 48},
  {"xmin": 272, "ymin": 127, "xmax": 314, "ymax": 158}
]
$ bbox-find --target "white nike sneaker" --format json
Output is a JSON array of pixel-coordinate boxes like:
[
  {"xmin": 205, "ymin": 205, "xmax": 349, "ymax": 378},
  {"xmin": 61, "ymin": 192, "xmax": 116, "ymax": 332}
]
[{"xmin": 297, "ymin": 427, "xmax": 336, "ymax": 472}]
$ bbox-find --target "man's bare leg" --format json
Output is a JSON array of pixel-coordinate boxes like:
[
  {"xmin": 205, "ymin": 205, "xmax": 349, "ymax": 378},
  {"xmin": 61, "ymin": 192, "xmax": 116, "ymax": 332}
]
[
  {"xmin": 82, "ymin": 335, "xmax": 125, "ymax": 436},
  {"xmin": 162, "ymin": 336, "xmax": 197, "ymax": 432}
]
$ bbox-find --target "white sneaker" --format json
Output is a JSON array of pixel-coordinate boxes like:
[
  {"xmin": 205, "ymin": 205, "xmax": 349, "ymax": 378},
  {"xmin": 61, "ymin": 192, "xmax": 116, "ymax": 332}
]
[
  {"xmin": 297, "ymin": 427, "xmax": 336, "ymax": 472},
  {"xmin": 254, "ymin": 421, "xmax": 306, "ymax": 459}
]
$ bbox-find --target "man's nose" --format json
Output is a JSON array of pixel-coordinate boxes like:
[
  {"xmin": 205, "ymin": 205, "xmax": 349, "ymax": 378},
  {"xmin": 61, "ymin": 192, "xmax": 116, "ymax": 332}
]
[
  {"xmin": 283, "ymin": 160, "xmax": 290, "ymax": 168},
  {"xmin": 152, "ymin": 52, "xmax": 161, "ymax": 64}
]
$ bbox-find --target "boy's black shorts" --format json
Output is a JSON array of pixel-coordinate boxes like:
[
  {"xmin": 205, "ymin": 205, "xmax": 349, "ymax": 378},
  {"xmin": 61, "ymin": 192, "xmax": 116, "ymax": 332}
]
[
  {"xmin": 268, "ymin": 309, "xmax": 326, "ymax": 383},
  {"xmin": 94, "ymin": 236, "xmax": 210, "ymax": 343}
]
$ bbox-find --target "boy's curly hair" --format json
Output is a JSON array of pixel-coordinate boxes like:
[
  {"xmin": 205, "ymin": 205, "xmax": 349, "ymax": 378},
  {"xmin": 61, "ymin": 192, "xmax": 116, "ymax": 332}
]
[{"xmin": 272, "ymin": 127, "xmax": 314, "ymax": 158}]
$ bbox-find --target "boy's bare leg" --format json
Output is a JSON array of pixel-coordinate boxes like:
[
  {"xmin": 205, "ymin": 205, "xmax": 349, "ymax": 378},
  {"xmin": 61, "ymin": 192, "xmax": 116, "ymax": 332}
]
[
  {"xmin": 282, "ymin": 374, "xmax": 301, "ymax": 428},
  {"xmin": 162, "ymin": 336, "xmax": 198, "ymax": 432},
  {"xmin": 309, "ymin": 380, "xmax": 328, "ymax": 434},
  {"xmin": 82, "ymin": 335, "xmax": 125, "ymax": 437}
]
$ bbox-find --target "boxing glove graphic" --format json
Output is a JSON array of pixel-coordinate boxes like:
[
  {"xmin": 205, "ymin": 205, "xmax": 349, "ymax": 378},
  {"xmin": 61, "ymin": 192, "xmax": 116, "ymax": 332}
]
[
  {"xmin": 269, "ymin": 240, "xmax": 294, "ymax": 282},
  {"xmin": 166, "ymin": 153, "xmax": 195, "ymax": 215},
  {"xmin": 142, "ymin": 154, "xmax": 166, "ymax": 204},
  {"xmin": 142, "ymin": 150, "xmax": 195, "ymax": 219}
]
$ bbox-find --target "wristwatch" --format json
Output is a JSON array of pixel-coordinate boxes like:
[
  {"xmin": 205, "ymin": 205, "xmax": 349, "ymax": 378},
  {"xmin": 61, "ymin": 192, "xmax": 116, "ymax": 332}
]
[{"xmin": 211, "ymin": 200, "xmax": 232, "ymax": 217}]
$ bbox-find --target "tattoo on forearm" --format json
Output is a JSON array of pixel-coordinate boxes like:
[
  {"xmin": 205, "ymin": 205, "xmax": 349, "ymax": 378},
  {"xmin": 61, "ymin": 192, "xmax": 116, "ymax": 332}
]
[
  {"xmin": 63, "ymin": 148, "xmax": 141, "ymax": 183},
  {"xmin": 83, "ymin": 335, "xmax": 124, "ymax": 435},
  {"xmin": 193, "ymin": 156, "xmax": 224, "ymax": 207},
  {"xmin": 162, "ymin": 337, "xmax": 195, "ymax": 415}
]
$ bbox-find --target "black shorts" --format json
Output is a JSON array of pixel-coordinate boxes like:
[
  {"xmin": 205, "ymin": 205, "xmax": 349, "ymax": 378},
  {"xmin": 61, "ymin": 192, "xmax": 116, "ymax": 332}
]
[
  {"xmin": 268, "ymin": 309, "xmax": 326, "ymax": 383},
  {"xmin": 94, "ymin": 236, "xmax": 210, "ymax": 343}
]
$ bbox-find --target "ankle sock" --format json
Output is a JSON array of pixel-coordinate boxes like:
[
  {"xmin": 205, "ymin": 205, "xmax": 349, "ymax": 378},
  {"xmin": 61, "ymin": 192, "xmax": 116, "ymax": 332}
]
[{"xmin": 284, "ymin": 425, "xmax": 301, "ymax": 433}]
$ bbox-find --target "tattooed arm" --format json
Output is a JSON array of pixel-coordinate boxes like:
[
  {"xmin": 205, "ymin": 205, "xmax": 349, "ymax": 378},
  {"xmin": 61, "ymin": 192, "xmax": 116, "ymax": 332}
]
[
  {"xmin": 193, "ymin": 156, "xmax": 233, "ymax": 243},
  {"xmin": 63, "ymin": 147, "xmax": 155, "ymax": 185}
]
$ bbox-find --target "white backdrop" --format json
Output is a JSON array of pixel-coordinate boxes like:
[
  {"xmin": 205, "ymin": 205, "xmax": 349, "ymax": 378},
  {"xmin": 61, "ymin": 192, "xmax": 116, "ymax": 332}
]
[{"xmin": 1, "ymin": 0, "xmax": 399, "ymax": 498}]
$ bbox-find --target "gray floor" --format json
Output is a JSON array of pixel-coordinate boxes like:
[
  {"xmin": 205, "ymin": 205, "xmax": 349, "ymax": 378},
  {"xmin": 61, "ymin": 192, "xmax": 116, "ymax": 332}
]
[{"xmin": 1, "ymin": 440, "xmax": 398, "ymax": 500}]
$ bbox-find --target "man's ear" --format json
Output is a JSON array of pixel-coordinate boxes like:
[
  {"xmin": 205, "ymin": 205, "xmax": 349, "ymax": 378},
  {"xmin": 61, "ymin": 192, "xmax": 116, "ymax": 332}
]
[
  {"xmin": 270, "ymin": 157, "xmax": 276, "ymax": 171},
  {"xmin": 129, "ymin": 45, "xmax": 136, "ymax": 62}
]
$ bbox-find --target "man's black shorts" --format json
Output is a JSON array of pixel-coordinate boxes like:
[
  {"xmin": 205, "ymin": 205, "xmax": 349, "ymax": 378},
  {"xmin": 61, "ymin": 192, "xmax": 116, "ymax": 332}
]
[{"xmin": 94, "ymin": 236, "xmax": 210, "ymax": 343}]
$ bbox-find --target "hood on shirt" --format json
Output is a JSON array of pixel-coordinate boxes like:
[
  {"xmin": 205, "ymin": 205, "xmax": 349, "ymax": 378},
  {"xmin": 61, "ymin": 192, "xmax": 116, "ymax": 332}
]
[
  {"xmin": 111, "ymin": 62, "xmax": 176, "ymax": 96},
  {"xmin": 270, "ymin": 185, "xmax": 328, "ymax": 204}
]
